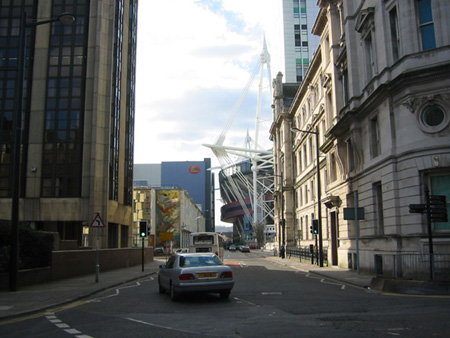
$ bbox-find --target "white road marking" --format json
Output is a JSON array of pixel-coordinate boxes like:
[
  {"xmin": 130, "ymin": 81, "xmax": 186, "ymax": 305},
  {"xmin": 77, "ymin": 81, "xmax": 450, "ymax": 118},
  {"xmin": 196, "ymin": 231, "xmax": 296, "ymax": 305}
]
[
  {"xmin": 233, "ymin": 297, "xmax": 259, "ymax": 306},
  {"xmin": 65, "ymin": 328, "xmax": 82, "ymax": 334},
  {"xmin": 0, "ymin": 306, "xmax": 13, "ymax": 311},
  {"xmin": 55, "ymin": 323, "xmax": 70, "ymax": 328},
  {"xmin": 126, "ymin": 317, "xmax": 204, "ymax": 335},
  {"xmin": 43, "ymin": 279, "xmax": 155, "ymax": 337}
]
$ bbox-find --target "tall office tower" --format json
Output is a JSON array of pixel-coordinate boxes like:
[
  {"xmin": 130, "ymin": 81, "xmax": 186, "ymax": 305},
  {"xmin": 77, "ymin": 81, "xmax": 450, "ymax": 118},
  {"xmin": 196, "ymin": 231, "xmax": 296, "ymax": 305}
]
[
  {"xmin": 282, "ymin": 0, "xmax": 320, "ymax": 82},
  {"xmin": 0, "ymin": 0, "xmax": 138, "ymax": 248}
]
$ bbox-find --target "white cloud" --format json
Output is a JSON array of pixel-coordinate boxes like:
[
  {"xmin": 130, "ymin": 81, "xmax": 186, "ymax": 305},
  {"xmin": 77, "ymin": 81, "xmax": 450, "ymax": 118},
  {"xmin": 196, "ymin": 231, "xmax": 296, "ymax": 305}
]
[{"xmin": 134, "ymin": 0, "xmax": 283, "ymax": 227}]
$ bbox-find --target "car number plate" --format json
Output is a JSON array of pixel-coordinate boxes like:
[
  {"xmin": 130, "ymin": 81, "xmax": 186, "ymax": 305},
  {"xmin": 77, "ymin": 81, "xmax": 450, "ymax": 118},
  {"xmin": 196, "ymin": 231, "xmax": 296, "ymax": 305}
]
[{"xmin": 198, "ymin": 273, "xmax": 216, "ymax": 278}]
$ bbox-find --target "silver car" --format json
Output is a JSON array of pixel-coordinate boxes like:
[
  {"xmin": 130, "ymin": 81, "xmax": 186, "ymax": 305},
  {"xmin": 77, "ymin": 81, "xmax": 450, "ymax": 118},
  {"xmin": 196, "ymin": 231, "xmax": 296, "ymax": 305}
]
[{"xmin": 158, "ymin": 253, "xmax": 234, "ymax": 301}]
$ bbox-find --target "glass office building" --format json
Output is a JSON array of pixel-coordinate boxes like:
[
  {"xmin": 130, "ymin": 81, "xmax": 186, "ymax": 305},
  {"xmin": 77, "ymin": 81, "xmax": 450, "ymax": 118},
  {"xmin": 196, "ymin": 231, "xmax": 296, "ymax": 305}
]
[{"xmin": 0, "ymin": 0, "xmax": 138, "ymax": 248}]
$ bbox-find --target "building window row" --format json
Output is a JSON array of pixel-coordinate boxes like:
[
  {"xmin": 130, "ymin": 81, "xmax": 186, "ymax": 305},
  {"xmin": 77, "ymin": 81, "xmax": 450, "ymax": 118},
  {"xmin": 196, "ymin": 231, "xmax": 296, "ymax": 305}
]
[
  {"xmin": 109, "ymin": 0, "xmax": 124, "ymax": 201},
  {"xmin": 42, "ymin": 0, "xmax": 88, "ymax": 197}
]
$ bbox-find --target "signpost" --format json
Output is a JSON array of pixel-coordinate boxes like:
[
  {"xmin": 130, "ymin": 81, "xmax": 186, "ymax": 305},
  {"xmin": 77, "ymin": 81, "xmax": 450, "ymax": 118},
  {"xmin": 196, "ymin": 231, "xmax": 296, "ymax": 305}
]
[
  {"xmin": 343, "ymin": 193, "xmax": 365, "ymax": 275},
  {"xmin": 159, "ymin": 232, "xmax": 174, "ymax": 259},
  {"xmin": 90, "ymin": 213, "xmax": 105, "ymax": 283},
  {"xmin": 408, "ymin": 187, "xmax": 448, "ymax": 280}
]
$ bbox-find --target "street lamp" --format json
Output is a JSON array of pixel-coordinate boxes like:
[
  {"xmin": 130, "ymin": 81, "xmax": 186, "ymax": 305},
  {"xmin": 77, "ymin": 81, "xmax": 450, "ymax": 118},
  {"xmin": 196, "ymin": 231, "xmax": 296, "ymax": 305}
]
[
  {"xmin": 9, "ymin": 11, "xmax": 75, "ymax": 292},
  {"xmin": 291, "ymin": 126, "xmax": 324, "ymax": 267}
]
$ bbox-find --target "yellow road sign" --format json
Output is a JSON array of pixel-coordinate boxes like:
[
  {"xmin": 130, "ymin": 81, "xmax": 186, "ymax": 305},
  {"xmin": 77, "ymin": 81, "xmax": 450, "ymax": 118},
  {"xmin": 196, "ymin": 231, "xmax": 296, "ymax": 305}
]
[{"xmin": 159, "ymin": 232, "xmax": 173, "ymax": 241}]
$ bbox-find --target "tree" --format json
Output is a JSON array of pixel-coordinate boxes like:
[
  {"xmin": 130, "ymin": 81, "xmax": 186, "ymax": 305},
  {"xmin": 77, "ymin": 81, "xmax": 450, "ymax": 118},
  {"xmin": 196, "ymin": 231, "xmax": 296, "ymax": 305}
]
[{"xmin": 255, "ymin": 221, "xmax": 266, "ymax": 249}]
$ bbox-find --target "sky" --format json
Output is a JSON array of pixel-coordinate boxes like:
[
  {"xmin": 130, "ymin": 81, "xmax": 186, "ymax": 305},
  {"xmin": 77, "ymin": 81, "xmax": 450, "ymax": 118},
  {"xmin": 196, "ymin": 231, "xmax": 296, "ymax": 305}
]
[
  {"xmin": 134, "ymin": 0, "xmax": 284, "ymax": 227},
  {"xmin": 134, "ymin": 0, "xmax": 283, "ymax": 165}
]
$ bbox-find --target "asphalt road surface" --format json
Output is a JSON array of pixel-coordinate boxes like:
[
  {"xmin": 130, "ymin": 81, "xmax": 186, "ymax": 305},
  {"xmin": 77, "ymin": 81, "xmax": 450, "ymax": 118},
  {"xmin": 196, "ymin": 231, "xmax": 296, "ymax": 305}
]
[{"xmin": 1, "ymin": 250, "xmax": 450, "ymax": 337}]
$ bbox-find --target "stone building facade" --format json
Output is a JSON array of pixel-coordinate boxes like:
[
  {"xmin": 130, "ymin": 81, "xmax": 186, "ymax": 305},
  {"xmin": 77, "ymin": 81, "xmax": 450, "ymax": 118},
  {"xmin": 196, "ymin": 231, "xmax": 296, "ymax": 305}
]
[{"xmin": 271, "ymin": 0, "xmax": 450, "ymax": 272}]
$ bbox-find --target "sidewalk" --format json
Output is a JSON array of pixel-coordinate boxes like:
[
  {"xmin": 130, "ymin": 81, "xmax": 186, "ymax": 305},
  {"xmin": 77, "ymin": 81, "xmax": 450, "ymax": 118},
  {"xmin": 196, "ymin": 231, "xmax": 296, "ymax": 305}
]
[
  {"xmin": 262, "ymin": 251, "xmax": 450, "ymax": 296},
  {"xmin": 0, "ymin": 259, "xmax": 164, "ymax": 322},
  {"xmin": 262, "ymin": 253, "xmax": 374, "ymax": 289}
]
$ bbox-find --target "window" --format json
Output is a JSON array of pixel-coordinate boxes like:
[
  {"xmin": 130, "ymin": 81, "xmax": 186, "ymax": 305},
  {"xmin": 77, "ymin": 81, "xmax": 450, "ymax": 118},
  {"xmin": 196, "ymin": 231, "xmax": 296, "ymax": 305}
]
[
  {"xmin": 364, "ymin": 32, "xmax": 375, "ymax": 80},
  {"xmin": 303, "ymin": 144, "xmax": 307, "ymax": 169},
  {"xmin": 415, "ymin": 98, "xmax": 449, "ymax": 133},
  {"xmin": 370, "ymin": 116, "xmax": 381, "ymax": 158},
  {"xmin": 373, "ymin": 182, "xmax": 384, "ymax": 236},
  {"xmin": 305, "ymin": 215, "xmax": 309, "ymax": 239},
  {"xmin": 297, "ymin": 149, "xmax": 302, "ymax": 173},
  {"xmin": 430, "ymin": 174, "xmax": 450, "ymax": 231},
  {"xmin": 124, "ymin": 0, "xmax": 138, "ymax": 205},
  {"xmin": 422, "ymin": 106, "xmax": 444, "ymax": 127},
  {"xmin": 109, "ymin": 0, "xmax": 125, "ymax": 201},
  {"xmin": 330, "ymin": 153, "xmax": 338, "ymax": 182},
  {"xmin": 389, "ymin": 7, "xmax": 401, "ymax": 62},
  {"xmin": 308, "ymin": 137, "xmax": 313, "ymax": 165},
  {"xmin": 417, "ymin": 0, "xmax": 436, "ymax": 50},
  {"xmin": 300, "ymin": 217, "xmax": 304, "ymax": 240},
  {"xmin": 342, "ymin": 67, "xmax": 349, "ymax": 105},
  {"xmin": 42, "ymin": 1, "xmax": 88, "ymax": 197}
]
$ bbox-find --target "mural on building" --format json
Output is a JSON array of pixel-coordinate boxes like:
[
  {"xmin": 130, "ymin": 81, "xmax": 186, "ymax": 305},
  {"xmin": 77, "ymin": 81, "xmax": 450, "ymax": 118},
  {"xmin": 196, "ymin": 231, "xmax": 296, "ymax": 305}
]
[{"xmin": 155, "ymin": 190, "xmax": 180, "ymax": 247}]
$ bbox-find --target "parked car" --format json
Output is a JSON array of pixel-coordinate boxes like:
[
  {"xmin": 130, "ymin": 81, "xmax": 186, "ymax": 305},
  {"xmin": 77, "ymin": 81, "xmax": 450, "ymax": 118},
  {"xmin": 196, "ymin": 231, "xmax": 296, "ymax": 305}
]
[
  {"xmin": 158, "ymin": 253, "xmax": 234, "ymax": 301},
  {"xmin": 154, "ymin": 247, "xmax": 165, "ymax": 255},
  {"xmin": 228, "ymin": 245, "xmax": 236, "ymax": 252},
  {"xmin": 240, "ymin": 245, "xmax": 250, "ymax": 253},
  {"xmin": 175, "ymin": 248, "xmax": 189, "ymax": 253}
]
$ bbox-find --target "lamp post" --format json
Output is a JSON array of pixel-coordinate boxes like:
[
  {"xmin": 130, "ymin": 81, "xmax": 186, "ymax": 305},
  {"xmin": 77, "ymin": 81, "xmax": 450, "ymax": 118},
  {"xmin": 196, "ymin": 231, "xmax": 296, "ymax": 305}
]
[
  {"xmin": 291, "ymin": 126, "xmax": 323, "ymax": 267},
  {"xmin": 9, "ymin": 11, "xmax": 75, "ymax": 292}
]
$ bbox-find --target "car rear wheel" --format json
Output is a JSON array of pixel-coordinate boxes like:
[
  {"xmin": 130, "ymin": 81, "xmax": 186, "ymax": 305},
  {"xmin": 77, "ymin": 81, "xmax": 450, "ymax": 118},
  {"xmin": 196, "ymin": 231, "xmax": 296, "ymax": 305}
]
[
  {"xmin": 219, "ymin": 290, "xmax": 230, "ymax": 299},
  {"xmin": 170, "ymin": 283, "xmax": 179, "ymax": 301}
]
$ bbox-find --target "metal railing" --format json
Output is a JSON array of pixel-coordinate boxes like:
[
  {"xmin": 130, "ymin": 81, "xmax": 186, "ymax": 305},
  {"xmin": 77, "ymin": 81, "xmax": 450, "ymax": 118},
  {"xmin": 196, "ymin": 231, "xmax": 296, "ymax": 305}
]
[
  {"xmin": 286, "ymin": 247, "xmax": 328, "ymax": 266},
  {"xmin": 374, "ymin": 253, "xmax": 450, "ymax": 281}
]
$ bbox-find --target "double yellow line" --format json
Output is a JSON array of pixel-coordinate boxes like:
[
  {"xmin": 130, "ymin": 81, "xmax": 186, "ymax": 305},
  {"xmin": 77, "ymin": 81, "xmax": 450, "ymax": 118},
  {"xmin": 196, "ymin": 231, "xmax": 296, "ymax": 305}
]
[{"xmin": 0, "ymin": 300, "xmax": 87, "ymax": 326}]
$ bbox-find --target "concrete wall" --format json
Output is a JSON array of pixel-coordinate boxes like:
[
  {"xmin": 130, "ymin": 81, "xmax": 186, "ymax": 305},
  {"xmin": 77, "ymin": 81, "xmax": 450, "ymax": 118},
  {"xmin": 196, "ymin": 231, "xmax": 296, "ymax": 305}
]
[{"xmin": 0, "ymin": 248, "xmax": 154, "ymax": 290}]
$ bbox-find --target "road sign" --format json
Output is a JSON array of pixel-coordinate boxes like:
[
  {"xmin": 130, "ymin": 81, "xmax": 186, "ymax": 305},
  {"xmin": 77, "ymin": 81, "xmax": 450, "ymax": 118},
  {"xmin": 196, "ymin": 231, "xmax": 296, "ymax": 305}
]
[
  {"xmin": 90, "ymin": 214, "xmax": 105, "ymax": 228},
  {"xmin": 429, "ymin": 195, "xmax": 448, "ymax": 222},
  {"xmin": 159, "ymin": 232, "xmax": 173, "ymax": 242},
  {"xmin": 409, "ymin": 204, "xmax": 425, "ymax": 213},
  {"xmin": 409, "ymin": 195, "xmax": 448, "ymax": 222},
  {"xmin": 343, "ymin": 207, "xmax": 365, "ymax": 220},
  {"xmin": 429, "ymin": 195, "xmax": 446, "ymax": 203}
]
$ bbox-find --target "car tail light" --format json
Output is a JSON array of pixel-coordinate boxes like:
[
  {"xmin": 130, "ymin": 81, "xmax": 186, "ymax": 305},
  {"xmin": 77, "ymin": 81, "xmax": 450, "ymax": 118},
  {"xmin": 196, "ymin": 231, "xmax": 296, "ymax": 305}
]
[
  {"xmin": 179, "ymin": 273, "xmax": 195, "ymax": 280},
  {"xmin": 220, "ymin": 271, "xmax": 233, "ymax": 279}
]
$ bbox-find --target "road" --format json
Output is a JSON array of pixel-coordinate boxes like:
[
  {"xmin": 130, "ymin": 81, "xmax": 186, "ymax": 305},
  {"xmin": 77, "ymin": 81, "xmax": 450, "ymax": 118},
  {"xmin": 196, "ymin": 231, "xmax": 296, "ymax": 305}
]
[{"xmin": 1, "ymin": 250, "xmax": 450, "ymax": 337}]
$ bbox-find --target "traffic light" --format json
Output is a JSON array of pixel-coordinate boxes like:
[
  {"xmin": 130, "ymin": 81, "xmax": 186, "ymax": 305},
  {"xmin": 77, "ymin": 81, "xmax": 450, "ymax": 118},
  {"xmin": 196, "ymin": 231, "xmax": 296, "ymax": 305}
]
[
  {"xmin": 312, "ymin": 219, "xmax": 319, "ymax": 235},
  {"xmin": 139, "ymin": 221, "xmax": 147, "ymax": 238}
]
